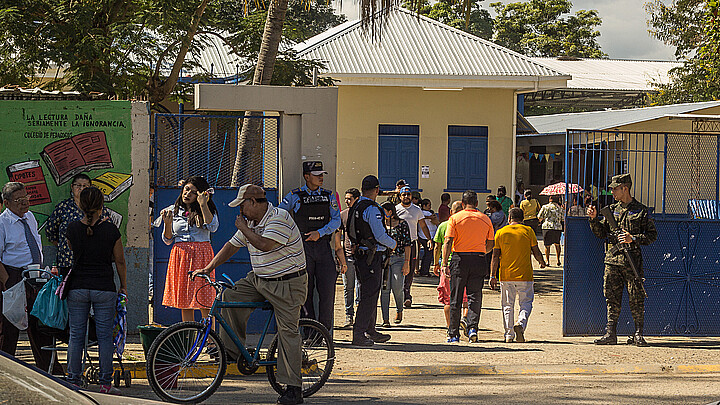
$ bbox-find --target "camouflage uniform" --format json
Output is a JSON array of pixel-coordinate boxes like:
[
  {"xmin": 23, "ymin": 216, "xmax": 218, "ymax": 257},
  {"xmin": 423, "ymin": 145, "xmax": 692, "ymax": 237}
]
[{"xmin": 589, "ymin": 198, "xmax": 657, "ymax": 329}]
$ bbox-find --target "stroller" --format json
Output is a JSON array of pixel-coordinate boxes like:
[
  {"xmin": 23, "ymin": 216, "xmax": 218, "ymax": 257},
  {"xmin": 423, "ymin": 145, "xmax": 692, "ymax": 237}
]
[{"xmin": 28, "ymin": 269, "xmax": 132, "ymax": 388}]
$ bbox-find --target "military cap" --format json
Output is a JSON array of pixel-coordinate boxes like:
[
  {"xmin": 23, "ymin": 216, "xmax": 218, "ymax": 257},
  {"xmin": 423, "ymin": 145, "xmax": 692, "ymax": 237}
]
[
  {"xmin": 608, "ymin": 173, "xmax": 632, "ymax": 188},
  {"xmin": 303, "ymin": 161, "xmax": 328, "ymax": 175}
]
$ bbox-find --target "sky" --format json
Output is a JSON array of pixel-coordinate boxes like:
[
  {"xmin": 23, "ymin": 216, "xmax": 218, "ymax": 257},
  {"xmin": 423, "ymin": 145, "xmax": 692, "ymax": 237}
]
[{"xmin": 330, "ymin": 0, "xmax": 678, "ymax": 61}]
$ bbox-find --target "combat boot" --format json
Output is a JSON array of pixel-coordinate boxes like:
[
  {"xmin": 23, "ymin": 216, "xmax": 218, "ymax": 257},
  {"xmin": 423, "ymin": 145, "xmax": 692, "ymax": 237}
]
[
  {"xmin": 594, "ymin": 322, "xmax": 617, "ymax": 345},
  {"xmin": 633, "ymin": 323, "xmax": 649, "ymax": 347}
]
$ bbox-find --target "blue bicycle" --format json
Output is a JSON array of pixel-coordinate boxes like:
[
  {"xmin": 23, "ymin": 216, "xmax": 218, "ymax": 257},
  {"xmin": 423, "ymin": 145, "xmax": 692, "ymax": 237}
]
[{"xmin": 146, "ymin": 274, "xmax": 335, "ymax": 403}]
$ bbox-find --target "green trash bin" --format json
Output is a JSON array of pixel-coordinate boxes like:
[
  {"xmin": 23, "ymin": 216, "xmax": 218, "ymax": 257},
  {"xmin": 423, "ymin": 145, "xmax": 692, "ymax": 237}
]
[{"xmin": 138, "ymin": 325, "xmax": 166, "ymax": 356}]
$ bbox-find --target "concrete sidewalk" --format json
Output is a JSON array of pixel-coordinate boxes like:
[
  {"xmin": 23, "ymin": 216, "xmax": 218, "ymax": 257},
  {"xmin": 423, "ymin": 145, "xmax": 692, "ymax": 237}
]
[{"xmin": 13, "ymin": 262, "xmax": 720, "ymax": 379}]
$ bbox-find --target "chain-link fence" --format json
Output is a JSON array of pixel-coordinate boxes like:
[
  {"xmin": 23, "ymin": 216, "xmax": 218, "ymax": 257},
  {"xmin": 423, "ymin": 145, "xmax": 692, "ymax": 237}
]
[
  {"xmin": 153, "ymin": 113, "xmax": 278, "ymax": 189},
  {"xmin": 566, "ymin": 130, "xmax": 720, "ymax": 216}
]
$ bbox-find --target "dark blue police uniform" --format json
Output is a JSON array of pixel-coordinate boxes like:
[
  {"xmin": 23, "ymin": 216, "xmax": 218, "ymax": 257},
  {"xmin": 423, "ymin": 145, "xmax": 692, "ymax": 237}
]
[{"xmin": 279, "ymin": 184, "xmax": 340, "ymax": 333}]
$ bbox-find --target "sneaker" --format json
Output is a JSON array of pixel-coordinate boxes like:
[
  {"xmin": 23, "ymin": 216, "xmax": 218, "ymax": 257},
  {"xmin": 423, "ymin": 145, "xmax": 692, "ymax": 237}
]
[
  {"xmin": 366, "ymin": 331, "xmax": 391, "ymax": 343},
  {"xmin": 380, "ymin": 320, "xmax": 391, "ymax": 328},
  {"xmin": 513, "ymin": 324, "xmax": 525, "ymax": 343},
  {"xmin": 277, "ymin": 385, "xmax": 303, "ymax": 404},
  {"xmin": 505, "ymin": 337, "xmax": 514, "ymax": 343},
  {"xmin": 446, "ymin": 335, "xmax": 459, "ymax": 343},
  {"xmin": 403, "ymin": 299, "xmax": 412, "ymax": 308},
  {"xmin": 100, "ymin": 385, "xmax": 121, "ymax": 395},
  {"xmin": 343, "ymin": 315, "xmax": 353, "ymax": 328},
  {"xmin": 468, "ymin": 328, "xmax": 478, "ymax": 343},
  {"xmin": 394, "ymin": 311, "xmax": 402, "ymax": 324},
  {"xmin": 459, "ymin": 317, "xmax": 468, "ymax": 334}
]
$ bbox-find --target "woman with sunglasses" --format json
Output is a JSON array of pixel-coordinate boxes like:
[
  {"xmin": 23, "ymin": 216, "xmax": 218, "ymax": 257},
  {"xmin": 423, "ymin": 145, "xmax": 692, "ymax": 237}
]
[
  {"xmin": 160, "ymin": 176, "xmax": 219, "ymax": 322},
  {"xmin": 379, "ymin": 201, "xmax": 412, "ymax": 327},
  {"xmin": 46, "ymin": 173, "xmax": 111, "ymax": 277}
]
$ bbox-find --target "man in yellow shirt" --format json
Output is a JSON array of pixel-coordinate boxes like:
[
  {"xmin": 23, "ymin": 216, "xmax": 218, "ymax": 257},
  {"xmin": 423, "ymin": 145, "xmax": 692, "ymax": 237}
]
[{"xmin": 490, "ymin": 208, "xmax": 546, "ymax": 343}]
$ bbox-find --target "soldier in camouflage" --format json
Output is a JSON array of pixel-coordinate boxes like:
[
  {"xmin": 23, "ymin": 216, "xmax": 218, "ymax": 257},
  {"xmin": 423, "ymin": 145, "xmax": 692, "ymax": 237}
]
[{"xmin": 587, "ymin": 174, "xmax": 657, "ymax": 347}]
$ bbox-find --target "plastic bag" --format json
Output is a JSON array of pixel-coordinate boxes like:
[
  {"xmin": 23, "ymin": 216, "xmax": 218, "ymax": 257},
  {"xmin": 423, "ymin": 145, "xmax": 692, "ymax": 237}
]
[
  {"xmin": 2, "ymin": 280, "xmax": 28, "ymax": 330},
  {"xmin": 30, "ymin": 276, "xmax": 67, "ymax": 330}
]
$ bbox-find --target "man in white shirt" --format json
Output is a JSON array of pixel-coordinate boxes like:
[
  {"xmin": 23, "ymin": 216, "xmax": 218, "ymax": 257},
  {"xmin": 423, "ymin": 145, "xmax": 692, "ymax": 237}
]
[
  {"xmin": 395, "ymin": 186, "xmax": 431, "ymax": 308},
  {"xmin": 193, "ymin": 184, "xmax": 307, "ymax": 405},
  {"xmin": 0, "ymin": 182, "xmax": 61, "ymax": 374}
]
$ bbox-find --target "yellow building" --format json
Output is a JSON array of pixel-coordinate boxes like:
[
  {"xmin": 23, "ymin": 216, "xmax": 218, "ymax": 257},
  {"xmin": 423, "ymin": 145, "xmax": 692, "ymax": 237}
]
[{"xmin": 294, "ymin": 7, "xmax": 568, "ymax": 205}]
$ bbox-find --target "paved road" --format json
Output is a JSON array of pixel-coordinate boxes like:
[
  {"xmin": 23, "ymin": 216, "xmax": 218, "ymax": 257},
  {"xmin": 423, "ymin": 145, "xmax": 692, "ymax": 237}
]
[{"xmin": 122, "ymin": 373, "xmax": 720, "ymax": 404}]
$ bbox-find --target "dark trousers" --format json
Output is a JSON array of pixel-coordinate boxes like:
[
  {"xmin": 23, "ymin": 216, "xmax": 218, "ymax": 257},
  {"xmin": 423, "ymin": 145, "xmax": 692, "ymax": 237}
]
[
  {"xmin": 302, "ymin": 240, "xmax": 338, "ymax": 334},
  {"xmin": 418, "ymin": 238, "xmax": 432, "ymax": 276},
  {"xmin": 448, "ymin": 253, "xmax": 487, "ymax": 337},
  {"xmin": 403, "ymin": 242, "xmax": 418, "ymax": 302},
  {"xmin": 352, "ymin": 250, "xmax": 383, "ymax": 341},
  {"xmin": 0, "ymin": 265, "xmax": 64, "ymax": 374}
]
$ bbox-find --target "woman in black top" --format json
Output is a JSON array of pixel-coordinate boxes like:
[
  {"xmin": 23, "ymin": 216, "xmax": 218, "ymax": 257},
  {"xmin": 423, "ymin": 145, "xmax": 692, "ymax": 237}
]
[
  {"xmin": 379, "ymin": 201, "xmax": 412, "ymax": 327},
  {"xmin": 65, "ymin": 187, "xmax": 127, "ymax": 395}
]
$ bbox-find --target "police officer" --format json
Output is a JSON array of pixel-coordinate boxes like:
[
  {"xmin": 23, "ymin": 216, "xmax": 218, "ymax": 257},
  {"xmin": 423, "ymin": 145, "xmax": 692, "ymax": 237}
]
[
  {"xmin": 279, "ymin": 161, "xmax": 341, "ymax": 334},
  {"xmin": 587, "ymin": 174, "xmax": 657, "ymax": 347},
  {"xmin": 348, "ymin": 175, "xmax": 397, "ymax": 346}
]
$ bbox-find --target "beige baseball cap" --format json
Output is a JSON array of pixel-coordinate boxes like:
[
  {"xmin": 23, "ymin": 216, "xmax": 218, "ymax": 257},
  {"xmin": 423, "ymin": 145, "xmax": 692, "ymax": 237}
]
[{"xmin": 228, "ymin": 184, "xmax": 266, "ymax": 207}]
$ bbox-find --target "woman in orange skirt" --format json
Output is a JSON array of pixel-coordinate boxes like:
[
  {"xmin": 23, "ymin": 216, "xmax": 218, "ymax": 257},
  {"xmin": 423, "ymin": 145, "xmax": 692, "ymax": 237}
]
[{"xmin": 160, "ymin": 176, "xmax": 219, "ymax": 322}]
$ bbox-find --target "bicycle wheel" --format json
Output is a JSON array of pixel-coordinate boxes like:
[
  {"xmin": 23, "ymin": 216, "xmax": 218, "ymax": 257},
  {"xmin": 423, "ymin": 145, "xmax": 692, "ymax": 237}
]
[
  {"xmin": 266, "ymin": 318, "xmax": 335, "ymax": 397},
  {"xmin": 146, "ymin": 321, "xmax": 227, "ymax": 404}
]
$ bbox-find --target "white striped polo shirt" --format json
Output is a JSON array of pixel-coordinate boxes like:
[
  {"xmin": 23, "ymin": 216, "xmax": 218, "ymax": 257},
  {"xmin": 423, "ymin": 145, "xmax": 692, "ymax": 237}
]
[{"xmin": 228, "ymin": 203, "xmax": 306, "ymax": 278}]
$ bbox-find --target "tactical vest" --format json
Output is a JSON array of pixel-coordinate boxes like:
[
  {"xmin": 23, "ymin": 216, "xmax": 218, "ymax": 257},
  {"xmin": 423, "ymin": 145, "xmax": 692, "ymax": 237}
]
[
  {"xmin": 293, "ymin": 188, "xmax": 332, "ymax": 236},
  {"xmin": 347, "ymin": 199, "xmax": 379, "ymax": 248}
]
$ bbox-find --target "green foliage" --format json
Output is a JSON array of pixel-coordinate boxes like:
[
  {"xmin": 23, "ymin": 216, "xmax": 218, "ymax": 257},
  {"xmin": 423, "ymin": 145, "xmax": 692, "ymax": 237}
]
[
  {"xmin": 645, "ymin": 0, "xmax": 704, "ymax": 59},
  {"xmin": 490, "ymin": 0, "xmax": 605, "ymax": 58},
  {"xmin": 407, "ymin": 0, "xmax": 493, "ymax": 40},
  {"xmin": 649, "ymin": 1, "xmax": 720, "ymax": 104},
  {"xmin": 0, "ymin": 0, "xmax": 344, "ymax": 100}
]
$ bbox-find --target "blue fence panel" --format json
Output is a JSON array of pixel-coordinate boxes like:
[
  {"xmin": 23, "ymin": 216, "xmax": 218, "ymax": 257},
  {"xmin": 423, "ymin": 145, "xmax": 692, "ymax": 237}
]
[
  {"xmin": 564, "ymin": 214, "xmax": 720, "ymax": 336},
  {"xmin": 153, "ymin": 187, "xmax": 278, "ymax": 332}
]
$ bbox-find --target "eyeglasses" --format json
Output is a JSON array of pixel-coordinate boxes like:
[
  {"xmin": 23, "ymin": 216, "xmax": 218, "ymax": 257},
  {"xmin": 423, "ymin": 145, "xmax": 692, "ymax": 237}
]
[
  {"xmin": 72, "ymin": 183, "xmax": 91, "ymax": 189},
  {"xmin": 12, "ymin": 197, "xmax": 30, "ymax": 204}
]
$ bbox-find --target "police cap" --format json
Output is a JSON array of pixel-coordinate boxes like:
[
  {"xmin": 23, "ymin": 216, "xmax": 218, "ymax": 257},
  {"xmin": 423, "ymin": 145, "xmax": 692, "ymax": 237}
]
[{"xmin": 303, "ymin": 161, "xmax": 328, "ymax": 175}]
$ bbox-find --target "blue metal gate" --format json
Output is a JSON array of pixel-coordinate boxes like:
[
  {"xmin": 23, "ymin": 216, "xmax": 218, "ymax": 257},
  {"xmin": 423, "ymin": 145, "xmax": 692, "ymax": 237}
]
[
  {"xmin": 152, "ymin": 113, "xmax": 279, "ymax": 329},
  {"xmin": 563, "ymin": 130, "xmax": 720, "ymax": 336}
]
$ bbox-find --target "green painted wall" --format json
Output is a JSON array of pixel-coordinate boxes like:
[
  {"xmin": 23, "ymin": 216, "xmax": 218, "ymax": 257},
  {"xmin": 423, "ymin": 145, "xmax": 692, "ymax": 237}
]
[{"xmin": 0, "ymin": 100, "xmax": 133, "ymax": 243}]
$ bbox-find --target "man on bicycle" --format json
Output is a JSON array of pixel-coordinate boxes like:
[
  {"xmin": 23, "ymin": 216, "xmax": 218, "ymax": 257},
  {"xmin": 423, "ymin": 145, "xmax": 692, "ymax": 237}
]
[{"xmin": 193, "ymin": 184, "xmax": 307, "ymax": 405}]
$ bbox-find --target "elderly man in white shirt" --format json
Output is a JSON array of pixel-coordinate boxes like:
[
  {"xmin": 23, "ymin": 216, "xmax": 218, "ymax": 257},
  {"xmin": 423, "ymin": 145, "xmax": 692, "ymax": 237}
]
[
  {"xmin": 193, "ymin": 184, "xmax": 308, "ymax": 405},
  {"xmin": 0, "ymin": 181, "xmax": 61, "ymax": 373}
]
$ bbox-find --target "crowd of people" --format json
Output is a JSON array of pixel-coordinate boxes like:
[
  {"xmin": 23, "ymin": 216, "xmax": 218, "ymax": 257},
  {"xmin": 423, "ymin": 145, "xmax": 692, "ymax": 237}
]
[{"xmin": 0, "ymin": 162, "xmax": 656, "ymax": 405}]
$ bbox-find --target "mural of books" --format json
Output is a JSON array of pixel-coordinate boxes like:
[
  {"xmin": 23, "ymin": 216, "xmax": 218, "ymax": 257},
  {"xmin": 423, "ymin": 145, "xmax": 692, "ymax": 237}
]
[
  {"xmin": 6, "ymin": 160, "xmax": 52, "ymax": 206},
  {"xmin": 40, "ymin": 131, "xmax": 114, "ymax": 185},
  {"xmin": 93, "ymin": 172, "xmax": 133, "ymax": 202}
]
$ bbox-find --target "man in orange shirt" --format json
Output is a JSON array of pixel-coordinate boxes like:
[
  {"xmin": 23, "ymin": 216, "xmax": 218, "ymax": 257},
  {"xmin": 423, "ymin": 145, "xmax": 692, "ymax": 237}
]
[
  {"xmin": 490, "ymin": 208, "xmax": 546, "ymax": 343},
  {"xmin": 440, "ymin": 190, "xmax": 495, "ymax": 343}
]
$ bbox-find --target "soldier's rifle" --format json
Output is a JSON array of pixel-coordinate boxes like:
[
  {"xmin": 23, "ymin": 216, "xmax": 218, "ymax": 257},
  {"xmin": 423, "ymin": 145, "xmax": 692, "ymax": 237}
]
[{"xmin": 599, "ymin": 206, "xmax": 648, "ymax": 297}]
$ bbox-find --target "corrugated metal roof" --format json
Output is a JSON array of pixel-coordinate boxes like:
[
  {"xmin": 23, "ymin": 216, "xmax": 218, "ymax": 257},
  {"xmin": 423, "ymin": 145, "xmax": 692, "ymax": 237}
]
[
  {"xmin": 530, "ymin": 58, "xmax": 682, "ymax": 91},
  {"xmin": 294, "ymin": 7, "xmax": 567, "ymax": 78},
  {"xmin": 524, "ymin": 101, "xmax": 720, "ymax": 135}
]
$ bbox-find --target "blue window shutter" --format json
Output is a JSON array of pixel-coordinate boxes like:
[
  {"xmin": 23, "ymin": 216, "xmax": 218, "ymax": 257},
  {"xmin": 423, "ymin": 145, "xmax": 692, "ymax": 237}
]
[
  {"xmin": 378, "ymin": 127, "xmax": 419, "ymax": 190},
  {"xmin": 446, "ymin": 125, "xmax": 488, "ymax": 191},
  {"xmin": 467, "ymin": 137, "xmax": 488, "ymax": 190},
  {"xmin": 447, "ymin": 138, "xmax": 467, "ymax": 190}
]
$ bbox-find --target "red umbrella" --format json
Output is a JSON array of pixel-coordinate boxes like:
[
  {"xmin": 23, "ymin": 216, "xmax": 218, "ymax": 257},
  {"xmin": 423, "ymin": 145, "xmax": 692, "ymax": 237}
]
[{"xmin": 539, "ymin": 183, "xmax": 584, "ymax": 195}]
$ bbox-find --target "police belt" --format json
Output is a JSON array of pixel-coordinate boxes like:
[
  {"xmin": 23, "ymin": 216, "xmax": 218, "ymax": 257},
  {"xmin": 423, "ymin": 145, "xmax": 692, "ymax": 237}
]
[{"xmin": 264, "ymin": 269, "xmax": 307, "ymax": 281}]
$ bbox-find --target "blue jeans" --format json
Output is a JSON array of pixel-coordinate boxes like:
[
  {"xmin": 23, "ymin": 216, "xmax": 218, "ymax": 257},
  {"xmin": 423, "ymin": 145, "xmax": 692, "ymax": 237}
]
[
  {"xmin": 380, "ymin": 254, "xmax": 405, "ymax": 322},
  {"xmin": 342, "ymin": 256, "xmax": 360, "ymax": 317},
  {"xmin": 67, "ymin": 289, "xmax": 117, "ymax": 386}
]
